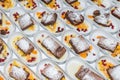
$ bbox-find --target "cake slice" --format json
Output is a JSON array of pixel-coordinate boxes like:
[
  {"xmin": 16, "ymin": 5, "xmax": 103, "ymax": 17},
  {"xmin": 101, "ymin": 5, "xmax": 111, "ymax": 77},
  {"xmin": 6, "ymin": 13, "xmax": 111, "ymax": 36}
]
[
  {"xmin": 93, "ymin": 10, "xmax": 110, "ymax": 27},
  {"xmin": 41, "ymin": 13, "xmax": 57, "ymax": 26},
  {"xmin": 41, "ymin": 64, "xmax": 64, "ymax": 80},
  {"xmin": 75, "ymin": 66, "xmax": 104, "ymax": 80},
  {"xmin": 65, "ymin": 11, "xmax": 84, "ymax": 25},
  {"xmin": 65, "ymin": 0, "xmax": 78, "ymax": 4},
  {"xmin": 41, "ymin": 36, "xmax": 66, "ymax": 59},
  {"xmin": 9, "ymin": 66, "xmax": 29, "ymax": 80},
  {"xmin": 97, "ymin": 37, "xmax": 118, "ymax": 52},
  {"xmin": 18, "ymin": 14, "xmax": 34, "ymax": 30},
  {"xmin": 15, "ymin": 38, "xmax": 34, "ymax": 54},
  {"xmin": 0, "ymin": 12, "xmax": 2, "ymax": 25},
  {"xmin": 111, "ymin": 7, "xmax": 120, "ymax": 19},
  {"xmin": 75, "ymin": 66, "xmax": 89, "ymax": 79},
  {"xmin": 41, "ymin": 0, "xmax": 52, "ymax": 4},
  {"xmin": 107, "ymin": 65, "xmax": 120, "ymax": 80},
  {"xmin": 69, "ymin": 35, "xmax": 89, "ymax": 54}
]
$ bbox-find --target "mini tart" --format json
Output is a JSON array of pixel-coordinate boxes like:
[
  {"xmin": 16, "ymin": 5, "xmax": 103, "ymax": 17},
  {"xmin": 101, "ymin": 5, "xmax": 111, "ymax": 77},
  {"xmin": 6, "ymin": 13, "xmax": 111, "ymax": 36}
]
[
  {"xmin": 40, "ymin": 0, "xmax": 63, "ymax": 11},
  {"xmin": 90, "ymin": 28, "xmax": 120, "ymax": 61},
  {"xmin": 96, "ymin": 56, "xmax": 118, "ymax": 79},
  {"xmin": 62, "ymin": 30, "xmax": 99, "ymax": 62},
  {"xmin": 10, "ymin": 7, "xmax": 39, "ymax": 36},
  {"xmin": 90, "ymin": 0, "xmax": 112, "ymax": 9},
  {"xmin": 34, "ymin": 31, "xmax": 69, "ymax": 63},
  {"xmin": 60, "ymin": 9, "xmax": 92, "ymax": 35},
  {"xmin": 18, "ymin": 0, "xmax": 38, "ymax": 11},
  {"xmin": 64, "ymin": 0, "xmax": 86, "ymax": 11},
  {"xmin": 85, "ymin": 6, "xmax": 119, "ymax": 33},
  {"xmin": 8, "ymin": 32, "xmax": 41, "ymax": 66},
  {"xmin": 0, "ymin": 0, "xmax": 16, "ymax": 11},
  {"xmin": 66, "ymin": 57, "xmax": 104, "ymax": 80},
  {"xmin": 34, "ymin": 8, "xmax": 65, "ymax": 35},
  {"xmin": 5, "ymin": 59, "xmax": 40, "ymax": 80},
  {"xmin": 0, "ymin": 38, "xmax": 12, "ymax": 65},
  {"xmin": 37, "ymin": 59, "xmax": 71, "ymax": 80},
  {"xmin": 0, "ymin": 10, "xmax": 15, "ymax": 37}
]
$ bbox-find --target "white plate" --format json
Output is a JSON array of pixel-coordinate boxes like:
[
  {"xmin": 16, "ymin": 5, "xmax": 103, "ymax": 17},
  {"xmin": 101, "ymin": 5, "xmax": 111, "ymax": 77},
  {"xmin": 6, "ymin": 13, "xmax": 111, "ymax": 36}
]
[
  {"xmin": 33, "ymin": 7, "xmax": 66, "ymax": 36},
  {"xmin": 62, "ymin": 30, "xmax": 100, "ymax": 63},
  {"xmin": 4, "ymin": 59, "xmax": 40, "ymax": 80},
  {"xmin": 85, "ymin": 5, "xmax": 119, "ymax": 33},
  {"xmin": 34, "ymin": 30, "xmax": 69, "ymax": 63},
  {"xmin": 8, "ymin": 32, "xmax": 41, "ymax": 66},
  {"xmin": 10, "ymin": 7, "xmax": 39, "ymax": 36},
  {"xmin": 66, "ymin": 57, "xmax": 104, "ymax": 80},
  {"xmin": 90, "ymin": 28, "xmax": 120, "ymax": 61},
  {"xmin": 60, "ymin": 8, "xmax": 92, "ymax": 35},
  {"xmin": 37, "ymin": 59, "xmax": 71, "ymax": 80}
]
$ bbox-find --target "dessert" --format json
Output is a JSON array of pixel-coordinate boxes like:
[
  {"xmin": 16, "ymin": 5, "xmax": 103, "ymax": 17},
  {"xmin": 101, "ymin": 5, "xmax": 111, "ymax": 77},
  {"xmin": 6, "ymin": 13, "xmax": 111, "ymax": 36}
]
[
  {"xmin": 8, "ymin": 32, "xmax": 41, "ymax": 65},
  {"xmin": 5, "ymin": 59, "xmax": 40, "ymax": 80},
  {"xmin": 15, "ymin": 38, "xmax": 34, "ymax": 54},
  {"xmin": 90, "ymin": 29, "xmax": 120, "ymax": 61},
  {"xmin": 34, "ymin": 9, "xmax": 65, "ymax": 34},
  {"xmin": 41, "ymin": 64, "xmax": 64, "ymax": 80},
  {"xmin": 65, "ymin": 11, "xmax": 84, "ymax": 25},
  {"xmin": 34, "ymin": 31, "xmax": 69, "ymax": 63},
  {"xmin": 9, "ymin": 66, "xmax": 29, "ymax": 80},
  {"xmin": 93, "ymin": 10, "xmax": 110, "ymax": 27},
  {"xmin": 61, "ymin": 9, "xmax": 92, "ymax": 34},
  {"xmin": 85, "ymin": 6, "xmax": 119, "ymax": 33},
  {"xmin": 62, "ymin": 30, "xmax": 99, "ymax": 62},
  {"xmin": 41, "ymin": 36, "xmax": 66, "ymax": 59},
  {"xmin": 41, "ymin": 13, "xmax": 57, "ymax": 26},
  {"xmin": 37, "ymin": 59, "xmax": 70, "ymax": 80},
  {"xmin": 75, "ymin": 66, "xmax": 104, "ymax": 80},
  {"xmin": 18, "ymin": 14, "xmax": 34, "ymax": 31},
  {"xmin": 69, "ymin": 35, "xmax": 89, "ymax": 54},
  {"xmin": 66, "ymin": 57, "xmax": 104, "ymax": 80},
  {"xmin": 97, "ymin": 37, "xmax": 118, "ymax": 52},
  {"xmin": 10, "ymin": 8, "xmax": 39, "ymax": 36}
]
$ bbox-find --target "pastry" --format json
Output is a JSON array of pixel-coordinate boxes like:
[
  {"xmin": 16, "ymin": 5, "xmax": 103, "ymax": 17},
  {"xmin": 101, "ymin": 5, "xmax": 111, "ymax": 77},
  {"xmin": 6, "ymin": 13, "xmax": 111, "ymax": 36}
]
[
  {"xmin": 65, "ymin": 11, "xmax": 84, "ymax": 25},
  {"xmin": 69, "ymin": 35, "xmax": 89, "ymax": 54},
  {"xmin": 41, "ymin": 13, "xmax": 57, "ymax": 26},
  {"xmin": 42, "ymin": 36, "xmax": 66, "ymax": 59},
  {"xmin": 18, "ymin": 14, "xmax": 34, "ymax": 30}
]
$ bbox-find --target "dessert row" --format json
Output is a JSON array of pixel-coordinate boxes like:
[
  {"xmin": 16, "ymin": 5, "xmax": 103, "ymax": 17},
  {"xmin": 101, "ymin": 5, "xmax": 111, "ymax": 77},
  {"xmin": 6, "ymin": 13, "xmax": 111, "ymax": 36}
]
[
  {"xmin": 0, "ymin": 4, "xmax": 120, "ymax": 37},
  {"xmin": 0, "ymin": 56, "xmax": 120, "ymax": 80},
  {"xmin": 0, "ymin": 0, "xmax": 120, "ymax": 11}
]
